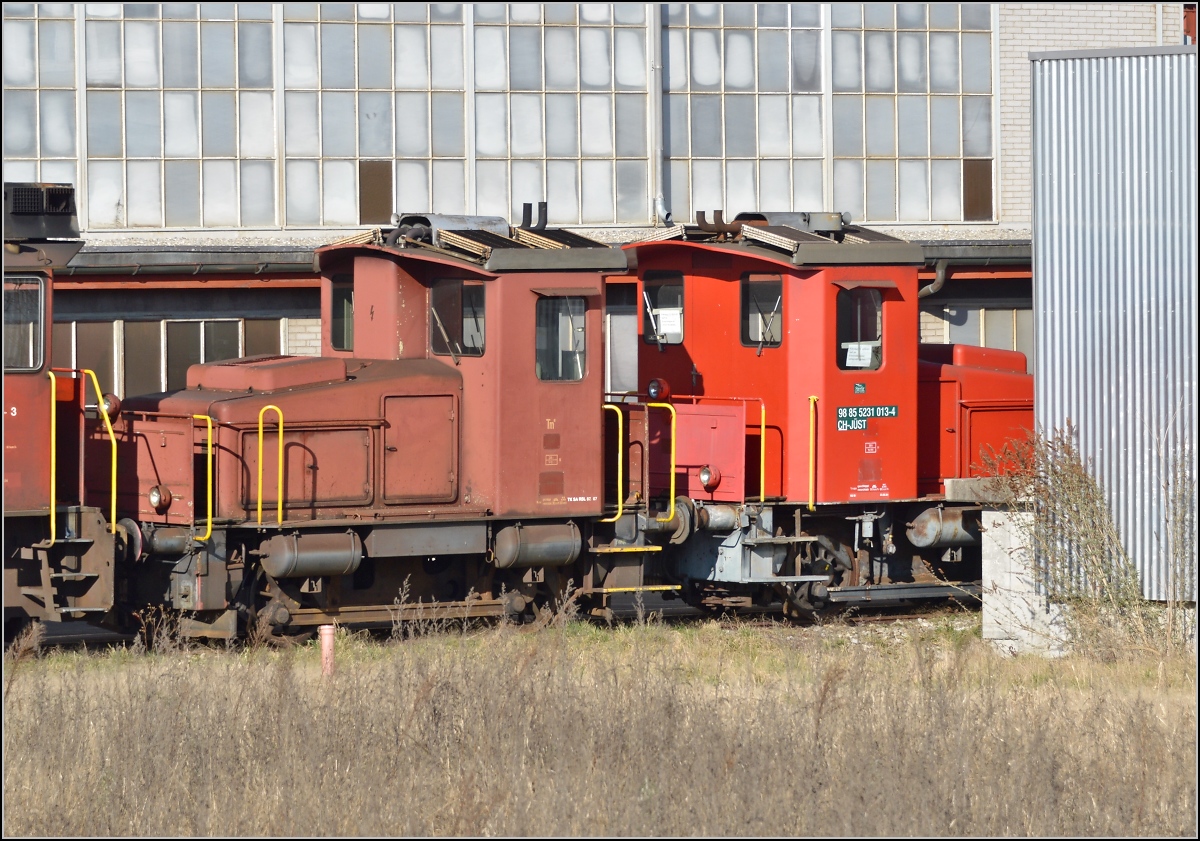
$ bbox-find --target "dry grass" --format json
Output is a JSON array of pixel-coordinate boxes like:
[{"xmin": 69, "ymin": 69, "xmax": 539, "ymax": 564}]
[{"xmin": 3, "ymin": 614, "xmax": 1195, "ymax": 837}]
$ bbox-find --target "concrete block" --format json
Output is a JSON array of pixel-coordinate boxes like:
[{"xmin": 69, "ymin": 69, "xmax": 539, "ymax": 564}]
[{"xmin": 981, "ymin": 509, "xmax": 1069, "ymax": 656}]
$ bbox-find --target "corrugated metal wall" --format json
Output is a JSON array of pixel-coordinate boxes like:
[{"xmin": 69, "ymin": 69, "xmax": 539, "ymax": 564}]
[{"xmin": 1032, "ymin": 46, "xmax": 1197, "ymax": 601}]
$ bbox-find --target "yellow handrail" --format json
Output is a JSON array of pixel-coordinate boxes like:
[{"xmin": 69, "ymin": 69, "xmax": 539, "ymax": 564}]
[
  {"xmin": 647, "ymin": 402, "xmax": 676, "ymax": 523},
  {"xmin": 256, "ymin": 404, "xmax": 284, "ymax": 525},
  {"xmin": 192, "ymin": 414, "xmax": 214, "ymax": 541},
  {"xmin": 599, "ymin": 404, "xmax": 624, "ymax": 523},
  {"xmin": 758, "ymin": 401, "xmax": 767, "ymax": 503},
  {"xmin": 47, "ymin": 370, "xmax": 57, "ymax": 547},
  {"xmin": 808, "ymin": 395, "xmax": 819, "ymax": 512},
  {"xmin": 82, "ymin": 369, "xmax": 117, "ymax": 533}
]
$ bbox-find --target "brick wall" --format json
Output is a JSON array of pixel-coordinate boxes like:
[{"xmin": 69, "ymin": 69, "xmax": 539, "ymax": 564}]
[
  {"xmin": 919, "ymin": 308, "xmax": 946, "ymax": 344},
  {"xmin": 997, "ymin": 3, "xmax": 1185, "ymax": 225},
  {"xmin": 286, "ymin": 318, "xmax": 322, "ymax": 356}
]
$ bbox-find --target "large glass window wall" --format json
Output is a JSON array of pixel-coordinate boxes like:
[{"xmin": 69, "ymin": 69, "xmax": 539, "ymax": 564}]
[{"xmin": 2, "ymin": 3, "xmax": 996, "ymax": 230}]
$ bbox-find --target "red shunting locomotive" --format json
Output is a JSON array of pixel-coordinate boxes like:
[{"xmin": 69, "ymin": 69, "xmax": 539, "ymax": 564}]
[{"xmin": 3, "ymin": 191, "xmax": 1032, "ymax": 640}]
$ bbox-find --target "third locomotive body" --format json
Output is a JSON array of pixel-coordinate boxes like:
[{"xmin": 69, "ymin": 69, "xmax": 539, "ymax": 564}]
[{"xmin": 3, "ymin": 187, "xmax": 1033, "ymax": 640}]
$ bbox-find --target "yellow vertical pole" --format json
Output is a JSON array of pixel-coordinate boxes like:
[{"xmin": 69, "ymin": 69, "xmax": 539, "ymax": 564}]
[
  {"xmin": 47, "ymin": 370, "xmax": 57, "ymax": 547},
  {"xmin": 257, "ymin": 405, "xmax": 284, "ymax": 524},
  {"xmin": 192, "ymin": 414, "xmax": 214, "ymax": 541},
  {"xmin": 808, "ymin": 395, "xmax": 819, "ymax": 512},
  {"xmin": 599, "ymin": 404, "xmax": 624, "ymax": 523},
  {"xmin": 82, "ymin": 369, "xmax": 118, "ymax": 533}
]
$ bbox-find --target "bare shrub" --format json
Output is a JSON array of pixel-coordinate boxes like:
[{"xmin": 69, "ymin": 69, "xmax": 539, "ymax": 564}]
[{"xmin": 982, "ymin": 423, "xmax": 1196, "ymax": 658}]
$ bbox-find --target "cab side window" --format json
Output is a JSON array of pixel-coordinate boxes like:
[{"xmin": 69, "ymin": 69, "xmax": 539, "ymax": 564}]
[
  {"xmin": 535, "ymin": 297, "xmax": 586, "ymax": 381},
  {"xmin": 642, "ymin": 272, "xmax": 684, "ymax": 346},
  {"xmin": 3, "ymin": 276, "xmax": 44, "ymax": 372},
  {"xmin": 740, "ymin": 274, "xmax": 783, "ymax": 349},
  {"xmin": 330, "ymin": 274, "xmax": 354, "ymax": 351},
  {"xmin": 836, "ymin": 287, "xmax": 883, "ymax": 370},
  {"xmin": 430, "ymin": 279, "xmax": 485, "ymax": 358}
]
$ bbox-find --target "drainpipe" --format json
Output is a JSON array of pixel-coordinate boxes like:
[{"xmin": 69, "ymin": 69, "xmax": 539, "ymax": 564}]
[
  {"xmin": 648, "ymin": 4, "xmax": 671, "ymax": 226},
  {"xmin": 918, "ymin": 258, "xmax": 950, "ymax": 299}
]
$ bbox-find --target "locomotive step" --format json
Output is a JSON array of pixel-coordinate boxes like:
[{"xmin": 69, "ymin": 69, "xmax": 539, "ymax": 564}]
[
  {"xmin": 54, "ymin": 607, "xmax": 109, "ymax": 613},
  {"xmin": 743, "ymin": 575, "xmax": 831, "ymax": 583},
  {"xmin": 741, "ymin": 536, "xmax": 819, "ymax": 546},
  {"xmin": 591, "ymin": 545, "xmax": 664, "ymax": 553},
  {"xmin": 49, "ymin": 572, "xmax": 99, "ymax": 581}
]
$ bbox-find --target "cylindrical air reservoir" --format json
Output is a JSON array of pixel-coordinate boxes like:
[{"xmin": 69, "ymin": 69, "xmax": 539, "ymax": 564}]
[
  {"xmin": 905, "ymin": 507, "xmax": 979, "ymax": 548},
  {"xmin": 494, "ymin": 522, "xmax": 582, "ymax": 568},
  {"xmin": 258, "ymin": 532, "xmax": 363, "ymax": 578}
]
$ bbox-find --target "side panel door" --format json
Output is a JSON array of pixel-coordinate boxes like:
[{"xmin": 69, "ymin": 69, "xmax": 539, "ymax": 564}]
[{"xmin": 382, "ymin": 395, "xmax": 458, "ymax": 504}]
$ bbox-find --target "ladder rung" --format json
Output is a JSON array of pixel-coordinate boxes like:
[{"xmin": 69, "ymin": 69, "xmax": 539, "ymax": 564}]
[{"xmin": 50, "ymin": 573, "xmax": 99, "ymax": 581}]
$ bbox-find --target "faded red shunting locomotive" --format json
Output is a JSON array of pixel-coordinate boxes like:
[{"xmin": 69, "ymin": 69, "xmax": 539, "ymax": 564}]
[{"xmin": 4, "ymin": 188, "xmax": 1031, "ymax": 640}]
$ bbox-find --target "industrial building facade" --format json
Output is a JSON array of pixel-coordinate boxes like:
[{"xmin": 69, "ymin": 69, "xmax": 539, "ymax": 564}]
[
  {"xmin": 5, "ymin": 3, "xmax": 1185, "ymax": 231},
  {"xmin": 1, "ymin": 3, "xmax": 1187, "ymax": 401}
]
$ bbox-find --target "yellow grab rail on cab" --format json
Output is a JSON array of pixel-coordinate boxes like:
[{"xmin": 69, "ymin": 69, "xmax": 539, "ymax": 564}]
[
  {"xmin": 256, "ymin": 404, "xmax": 284, "ymax": 525},
  {"xmin": 193, "ymin": 414, "xmax": 214, "ymax": 541},
  {"xmin": 647, "ymin": 402, "xmax": 676, "ymax": 524},
  {"xmin": 599, "ymin": 404, "xmax": 624, "ymax": 523},
  {"xmin": 81, "ymin": 369, "xmax": 118, "ymax": 534},
  {"xmin": 808, "ymin": 395, "xmax": 819, "ymax": 512},
  {"xmin": 47, "ymin": 370, "xmax": 58, "ymax": 547},
  {"xmin": 758, "ymin": 401, "xmax": 767, "ymax": 503}
]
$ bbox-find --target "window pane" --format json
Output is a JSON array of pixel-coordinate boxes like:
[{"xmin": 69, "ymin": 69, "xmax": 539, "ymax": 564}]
[
  {"xmin": 330, "ymin": 275, "xmax": 354, "ymax": 351},
  {"xmin": 396, "ymin": 160, "xmax": 429, "ymax": 211},
  {"xmin": 642, "ymin": 274, "xmax": 684, "ymax": 345},
  {"xmin": 615, "ymin": 160, "xmax": 646, "ymax": 223},
  {"xmin": 320, "ymin": 23, "xmax": 355, "ymax": 87},
  {"xmin": 162, "ymin": 21, "xmax": 199, "ymax": 87},
  {"xmin": 896, "ymin": 32, "xmax": 926, "ymax": 93},
  {"xmin": 127, "ymin": 160, "xmax": 163, "ymax": 225},
  {"xmin": 741, "ymin": 276, "xmax": 783, "ymax": 348},
  {"xmin": 87, "ymin": 92, "xmax": 123, "ymax": 157},
  {"xmin": 833, "ymin": 159, "xmax": 865, "ymax": 222},
  {"xmin": 614, "ymin": 27, "xmax": 645, "ymax": 89},
  {"xmin": 983, "ymin": 308, "xmax": 1013, "ymax": 351},
  {"xmin": 723, "ymin": 30, "xmax": 754, "ymax": 91},
  {"xmin": 897, "ymin": 159, "xmax": 929, "ymax": 220},
  {"xmin": 166, "ymin": 321, "xmax": 200, "ymax": 391},
  {"xmin": 865, "ymin": 96, "xmax": 894, "ymax": 156},
  {"xmin": 831, "ymin": 31, "xmax": 861, "ymax": 92},
  {"xmin": 430, "ymin": 279, "xmax": 485, "ymax": 357},
  {"xmin": 473, "ymin": 25, "xmax": 506, "ymax": 90},
  {"xmin": 395, "ymin": 91, "xmax": 429, "ymax": 155},
  {"xmin": 430, "ymin": 92, "xmax": 464, "ymax": 156},
  {"xmin": 202, "ymin": 91, "xmax": 236, "ymax": 156},
  {"xmin": 929, "ymin": 96, "xmax": 959, "ymax": 156},
  {"xmin": 535, "ymin": 297, "xmax": 586, "ymax": 381},
  {"xmin": 757, "ymin": 29, "xmax": 788, "ymax": 91},
  {"xmin": 164, "ymin": 160, "xmax": 200, "ymax": 226},
  {"xmin": 77, "ymin": 321, "xmax": 115, "ymax": 400},
  {"xmin": 791, "ymin": 95, "xmax": 822, "ymax": 157},
  {"xmin": 545, "ymin": 27, "xmax": 579, "ymax": 89},
  {"xmin": 202, "ymin": 160, "xmax": 237, "ymax": 225},
  {"xmin": 204, "ymin": 320, "xmax": 240, "ymax": 362},
  {"xmin": 285, "ymin": 91, "xmax": 319, "ymax": 155},
  {"xmin": 929, "ymin": 32, "xmax": 959, "ymax": 93},
  {"xmin": 123, "ymin": 321, "xmax": 162, "ymax": 397},
  {"xmin": 793, "ymin": 159, "xmax": 822, "ymax": 208},
  {"xmin": 866, "ymin": 159, "xmax": 895, "ymax": 221},
  {"xmin": 87, "ymin": 160, "xmax": 124, "ymax": 227},
  {"xmin": 243, "ymin": 319, "xmax": 280, "ymax": 358},
  {"xmin": 356, "ymin": 24, "xmax": 390, "ymax": 88},
  {"xmin": 239, "ymin": 91, "xmax": 274, "ymax": 157},
  {"xmin": 4, "ymin": 20, "xmax": 36, "ymax": 87},
  {"xmin": 758, "ymin": 159, "xmax": 790, "ymax": 210},
  {"xmin": 322, "ymin": 91, "xmax": 356, "ymax": 156},
  {"xmin": 125, "ymin": 91, "xmax": 161, "ymax": 157},
  {"xmin": 930, "ymin": 158, "xmax": 962, "ymax": 219},
  {"xmin": 614, "ymin": 94, "xmax": 645, "ymax": 156},
  {"xmin": 690, "ymin": 95, "xmax": 721, "ymax": 157},
  {"xmin": 85, "ymin": 21, "xmax": 122, "ymax": 86},
  {"xmin": 758, "ymin": 95, "xmax": 789, "ymax": 156},
  {"xmin": 832, "ymin": 96, "xmax": 862, "ymax": 156},
  {"xmin": 962, "ymin": 96, "xmax": 992, "ymax": 156},
  {"xmin": 962, "ymin": 32, "xmax": 991, "ymax": 94},
  {"xmin": 394, "ymin": 25, "xmax": 429, "ymax": 89},
  {"xmin": 963, "ymin": 158, "xmax": 992, "ymax": 221},
  {"xmin": 475, "ymin": 159, "xmax": 508, "ymax": 216},
  {"xmin": 864, "ymin": 32, "xmax": 894, "ymax": 92},
  {"xmin": 546, "ymin": 160, "xmax": 578, "ymax": 224},
  {"xmin": 475, "ymin": 93, "xmax": 507, "ymax": 157},
  {"xmin": 897, "ymin": 95, "xmax": 927, "ymax": 156},
  {"xmin": 581, "ymin": 26, "xmax": 613, "ymax": 89},
  {"xmin": 3, "ymin": 278, "xmax": 43, "ymax": 372},
  {"xmin": 359, "ymin": 91, "xmax": 393, "ymax": 156},
  {"xmin": 430, "ymin": 159, "xmax": 465, "ymax": 214},
  {"xmin": 511, "ymin": 93, "xmax": 544, "ymax": 157},
  {"xmin": 124, "ymin": 21, "xmax": 161, "ymax": 87},
  {"xmin": 322, "ymin": 159, "xmax": 357, "ymax": 225},
  {"xmin": 689, "ymin": 29, "xmax": 720, "ymax": 90},
  {"xmin": 509, "ymin": 26, "xmax": 542, "ymax": 90},
  {"xmin": 163, "ymin": 91, "xmax": 199, "ymax": 157},
  {"xmin": 896, "ymin": 3, "xmax": 926, "ymax": 28},
  {"xmin": 39, "ymin": 20, "xmax": 76, "ymax": 87},
  {"xmin": 945, "ymin": 305, "xmax": 979, "ymax": 345},
  {"xmin": 429, "ymin": 24, "xmax": 463, "ymax": 88},
  {"xmin": 580, "ymin": 94, "xmax": 613, "ymax": 156},
  {"xmin": 725, "ymin": 95, "xmax": 756, "ymax": 157},
  {"xmin": 285, "ymin": 160, "xmax": 320, "ymax": 225},
  {"xmin": 239, "ymin": 22, "xmax": 274, "ymax": 86},
  {"xmin": 836, "ymin": 288, "xmax": 883, "ymax": 370},
  {"xmin": 790, "ymin": 29, "xmax": 821, "ymax": 91},
  {"xmin": 284, "ymin": 22, "xmax": 319, "ymax": 87},
  {"xmin": 240, "ymin": 160, "xmax": 275, "ymax": 226},
  {"xmin": 201, "ymin": 22, "xmax": 235, "ymax": 87},
  {"xmin": 581, "ymin": 159, "xmax": 613, "ymax": 223}
]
